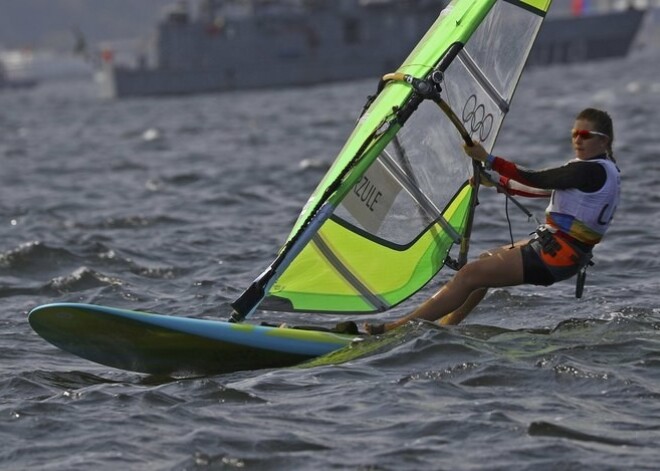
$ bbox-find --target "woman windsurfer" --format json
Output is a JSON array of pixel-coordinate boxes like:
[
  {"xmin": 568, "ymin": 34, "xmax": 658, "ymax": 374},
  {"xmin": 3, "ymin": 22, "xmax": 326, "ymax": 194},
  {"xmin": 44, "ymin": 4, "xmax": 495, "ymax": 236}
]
[{"xmin": 365, "ymin": 107, "xmax": 620, "ymax": 334}]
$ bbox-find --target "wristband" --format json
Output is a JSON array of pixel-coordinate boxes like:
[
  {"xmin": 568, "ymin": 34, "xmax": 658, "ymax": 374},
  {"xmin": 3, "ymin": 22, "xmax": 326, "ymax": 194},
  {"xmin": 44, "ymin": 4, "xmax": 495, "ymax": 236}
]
[{"xmin": 485, "ymin": 154, "xmax": 495, "ymax": 170}]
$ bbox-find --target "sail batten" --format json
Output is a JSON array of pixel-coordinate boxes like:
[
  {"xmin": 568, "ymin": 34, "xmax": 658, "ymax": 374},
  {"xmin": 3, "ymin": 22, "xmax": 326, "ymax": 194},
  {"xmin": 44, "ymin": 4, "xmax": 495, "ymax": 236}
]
[
  {"xmin": 379, "ymin": 149, "xmax": 461, "ymax": 243},
  {"xmin": 311, "ymin": 233, "xmax": 389, "ymax": 312},
  {"xmin": 232, "ymin": 0, "xmax": 553, "ymax": 319},
  {"xmin": 458, "ymin": 49, "xmax": 510, "ymax": 113}
]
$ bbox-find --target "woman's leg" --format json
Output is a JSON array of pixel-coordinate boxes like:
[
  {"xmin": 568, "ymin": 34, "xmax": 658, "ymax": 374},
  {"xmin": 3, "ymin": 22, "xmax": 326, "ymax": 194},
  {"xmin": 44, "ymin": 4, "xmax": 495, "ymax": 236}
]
[
  {"xmin": 440, "ymin": 241, "xmax": 529, "ymax": 326},
  {"xmin": 438, "ymin": 287, "xmax": 487, "ymax": 326},
  {"xmin": 387, "ymin": 243, "xmax": 526, "ymax": 330}
]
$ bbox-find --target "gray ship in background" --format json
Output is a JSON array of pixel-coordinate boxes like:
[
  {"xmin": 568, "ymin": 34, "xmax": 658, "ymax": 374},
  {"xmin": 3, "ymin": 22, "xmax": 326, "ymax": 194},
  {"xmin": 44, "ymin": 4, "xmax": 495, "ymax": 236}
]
[{"xmin": 98, "ymin": 0, "xmax": 646, "ymax": 98}]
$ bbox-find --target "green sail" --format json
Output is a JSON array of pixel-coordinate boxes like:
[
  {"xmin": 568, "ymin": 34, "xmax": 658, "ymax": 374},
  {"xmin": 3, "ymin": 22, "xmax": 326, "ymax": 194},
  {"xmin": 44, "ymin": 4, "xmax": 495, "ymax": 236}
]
[{"xmin": 233, "ymin": 0, "xmax": 552, "ymax": 317}]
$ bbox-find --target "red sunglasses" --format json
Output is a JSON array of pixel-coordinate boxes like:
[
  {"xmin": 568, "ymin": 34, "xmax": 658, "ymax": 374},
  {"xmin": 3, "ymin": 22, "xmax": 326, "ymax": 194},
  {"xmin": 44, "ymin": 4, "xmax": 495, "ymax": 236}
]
[{"xmin": 572, "ymin": 129, "xmax": 609, "ymax": 140}]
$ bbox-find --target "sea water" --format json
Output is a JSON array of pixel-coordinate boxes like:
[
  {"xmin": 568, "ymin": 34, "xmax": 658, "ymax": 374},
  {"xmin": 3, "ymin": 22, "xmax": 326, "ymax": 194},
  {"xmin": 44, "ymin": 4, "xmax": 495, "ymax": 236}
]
[{"xmin": 1, "ymin": 46, "xmax": 659, "ymax": 470}]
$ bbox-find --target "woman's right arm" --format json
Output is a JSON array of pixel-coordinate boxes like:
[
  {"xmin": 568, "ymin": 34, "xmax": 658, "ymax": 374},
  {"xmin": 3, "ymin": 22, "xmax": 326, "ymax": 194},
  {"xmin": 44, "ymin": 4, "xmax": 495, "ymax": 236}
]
[{"xmin": 491, "ymin": 157, "xmax": 606, "ymax": 193}]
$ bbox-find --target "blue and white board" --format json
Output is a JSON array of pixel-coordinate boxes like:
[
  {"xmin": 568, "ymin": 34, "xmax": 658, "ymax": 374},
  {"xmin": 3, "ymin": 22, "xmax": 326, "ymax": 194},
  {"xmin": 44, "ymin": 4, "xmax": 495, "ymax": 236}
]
[{"xmin": 28, "ymin": 303, "xmax": 360, "ymax": 376}]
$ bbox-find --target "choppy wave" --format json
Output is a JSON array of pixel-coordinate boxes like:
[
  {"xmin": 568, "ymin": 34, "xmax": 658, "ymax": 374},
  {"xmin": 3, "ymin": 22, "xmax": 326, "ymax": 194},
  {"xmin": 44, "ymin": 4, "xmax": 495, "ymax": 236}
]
[
  {"xmin": 0, "ymin": 241, "xmax": 78, "ymax": 271},
  {"xmin": 2, "ymin": 47, "xmax": 660, "ymax": 470}
]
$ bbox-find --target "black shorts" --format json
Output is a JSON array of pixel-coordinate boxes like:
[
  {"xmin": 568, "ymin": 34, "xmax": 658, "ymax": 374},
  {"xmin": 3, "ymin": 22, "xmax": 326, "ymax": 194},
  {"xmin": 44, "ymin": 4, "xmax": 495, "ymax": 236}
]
[{"xmin": 521, "ymin": 233, "xmax": 592, "ymax": 286}]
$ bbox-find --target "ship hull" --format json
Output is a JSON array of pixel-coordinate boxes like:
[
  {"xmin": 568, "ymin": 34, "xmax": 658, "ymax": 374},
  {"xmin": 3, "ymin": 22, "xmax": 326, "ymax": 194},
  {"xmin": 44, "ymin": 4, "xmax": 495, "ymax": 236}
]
[{"xmin": 100, "ymin": 8, "xmax": 645, "ymax": 98}]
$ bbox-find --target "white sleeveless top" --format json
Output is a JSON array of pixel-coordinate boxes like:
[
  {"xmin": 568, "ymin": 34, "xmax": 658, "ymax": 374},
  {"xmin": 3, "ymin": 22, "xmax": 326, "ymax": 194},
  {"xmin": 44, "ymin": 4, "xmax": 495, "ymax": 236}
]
[{"xmin": 545, "ymin": 158, "xmax": 620, "ymax": 245}]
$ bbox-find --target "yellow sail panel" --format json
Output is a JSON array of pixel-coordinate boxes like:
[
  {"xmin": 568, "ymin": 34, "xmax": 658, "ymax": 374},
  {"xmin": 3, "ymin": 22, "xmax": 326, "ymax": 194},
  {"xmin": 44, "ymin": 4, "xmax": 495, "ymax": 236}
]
[
  {"xmin": 264, "ymin": 185, "xmax": 473, "ymax": 313},
  {"xmin": 518, "ymin": 0, "xmax": 552, "ymax": 14}
]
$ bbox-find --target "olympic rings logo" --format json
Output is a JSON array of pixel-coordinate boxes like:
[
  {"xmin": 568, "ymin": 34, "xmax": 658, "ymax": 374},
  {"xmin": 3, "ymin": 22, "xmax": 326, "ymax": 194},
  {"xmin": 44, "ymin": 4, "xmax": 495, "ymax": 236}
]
[{"xmin": 462, "ymin": 95, "xmax": 493, "ymax": 142}]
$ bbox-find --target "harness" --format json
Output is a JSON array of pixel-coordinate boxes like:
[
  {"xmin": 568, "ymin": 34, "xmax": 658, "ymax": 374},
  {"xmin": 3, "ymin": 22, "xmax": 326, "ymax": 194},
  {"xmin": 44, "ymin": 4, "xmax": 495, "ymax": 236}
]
[{"xmin": 535, "ymin": 226, "xmax": 594, "ymax": 298}]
